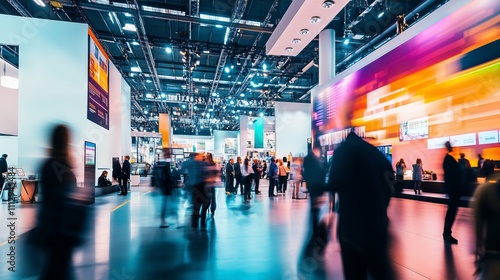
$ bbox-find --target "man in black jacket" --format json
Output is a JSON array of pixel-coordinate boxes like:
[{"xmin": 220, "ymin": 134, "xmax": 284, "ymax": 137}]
[
  {"xmin": 119, "ymin": 156, "xmax": 131, "ymax": 195},
  {"xmin": 303, "ymin": 147, "xmax": 327, "ymax": 237},
  {"xmin": 328, "ymin": 132, "xmax": 395, "ymax": 279},
  {"xmin": 234, "ymin": 157, "xmax": 243, "ymax": 195},
  {"xmin": 0, "ymin": 154, "xmax": 7, "ymax": 192},
  {"xmin": 442, "ymin": 141, "xmax": 462, "ymax": 244},
  {"xmin": 225, "ymin": 158, "xmax": 235, "ymax": 194}
]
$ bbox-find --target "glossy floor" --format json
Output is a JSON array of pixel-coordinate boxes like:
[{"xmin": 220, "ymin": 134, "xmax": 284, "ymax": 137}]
[{"xmin": 0, "ymin": 180, "xmax": 476, "ymax": 279}]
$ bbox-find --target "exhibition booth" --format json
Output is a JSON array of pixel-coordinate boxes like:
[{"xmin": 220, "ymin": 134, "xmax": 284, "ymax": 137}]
[
  {"xmin": 0, "ymin": 15, "xmax": 132, "ymax": 203},
  {"xmin": 311, "ymin": 0, "xmax": 500, "ymax": 196}
]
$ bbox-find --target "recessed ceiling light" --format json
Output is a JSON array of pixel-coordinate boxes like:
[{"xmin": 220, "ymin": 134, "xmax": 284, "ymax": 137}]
[
  {"xmin": 299, "ymin": 29, "xmax": 309, "ymax": 35},
  {"xmin": 322, "ymin": 0, "xmax": 334, "ymax": 8},
  {"xmin": 285, "ymin": 47, "xmax": 294, "ymax": 52},
  {"xmin": 292, "ymin": 38, "xmax": 301, "ymax": 44},
  {"xmin": 310, "ymin": 16, "xmax": 321, "ymax": 24}
]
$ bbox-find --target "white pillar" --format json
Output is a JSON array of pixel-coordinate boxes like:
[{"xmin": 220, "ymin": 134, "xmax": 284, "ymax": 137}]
[{"xmin": 319, "ymin": 29, "xmax": 336, "ymax": 86}]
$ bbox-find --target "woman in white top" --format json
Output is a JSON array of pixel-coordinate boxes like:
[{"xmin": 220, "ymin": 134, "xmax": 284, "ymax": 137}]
[{"xmin": 240, "ymin": 157, "xmax": 254, "ymax": 201}]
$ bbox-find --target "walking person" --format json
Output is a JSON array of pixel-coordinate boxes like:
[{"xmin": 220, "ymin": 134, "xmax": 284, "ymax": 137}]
[
  {"xmin": 394, "ymin": 158, "xmax": 406, "ymax": 193},
  {"xmin": 225, "ymin": 158, "xmax": 235, "ymax": 195},
  {"xmin": 36, "ymin": 125, "xmax": 89, "ymax": 280},
  {"xmin": 252, "ymin": 158, "xmax": 262, "ymax": 194},
  {"xmin": 119, "ymin": 156, "xmax": 131, "ymax": 195},
  {"xmin": 278, "ymin": 158, "xmax": 288, "ymax": 194},
  {"xmin": 328, "ymin": 131, "xmax": 396, "ymax": 279},
  {"xmin": 472, "ymin": 174, "xmax": 500, "ymax": 279},
  {"xmin": 241, "ymin": 158, "xmax": 254, "ymax": 201},
  {"xmin": 152, "ymin": 162, "xmax": 175, "ymax": 228},
  {"xmin": 290, "ymin": 158, "xmax": 303, "ymax": 199},
  {"xmin": 443, "ymin": 141, "xmax": 463, "ymax": 244},
  {"xmin": 187, "ymin": 153, "xmax": 210, "ymax": 230},
  {"xmin": 234, "ymin": 157, "xmax": 243, "ymax": 195},
  {"xmin": 205, "ymin": 153, "xmax": 219, "ymax": 216},
  {"xmin": 412, "ymin": 158, "xmax": 424, "ymax": 194},
  {"xmin": 303, "ymin": 147, "xmax": 327, "ymax": 239},
  {"xmin": 268, "ymin": 157, "xmax": 278, "ymax": 197},
  {"xmin": 0, "ymin": 154, "xmax": 8, "ymax": 194},
  {"xmin": 261, "ymin": 160, "xmax": 267, "ymax": 179}
]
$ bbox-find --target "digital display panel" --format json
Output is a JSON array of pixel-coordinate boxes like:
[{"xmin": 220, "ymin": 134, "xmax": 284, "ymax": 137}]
[
  {"xmin": 312, "ymin": 0, "xmax": 500, "ymax": 148},
  {"xmin": 85, "ymin": 141, "xmax": 96, "ymax": 166},
  {"xmin": 399, "ymin": 117, "xmax": 429, "ymax": 141},
  {"xmin": 88, "ymin": 29, "xmax": 110, "ymax": 129}
]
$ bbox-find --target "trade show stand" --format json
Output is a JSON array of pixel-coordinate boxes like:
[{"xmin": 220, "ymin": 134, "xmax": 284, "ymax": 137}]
[{"xmin": 396, "ymin": 180, "xmax": 477, "ymax": 207}]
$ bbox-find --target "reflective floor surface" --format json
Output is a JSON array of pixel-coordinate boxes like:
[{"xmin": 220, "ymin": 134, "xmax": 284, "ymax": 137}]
[{"xmin": 0, "ymin": 179, "xmax": 476, "ymax": 279}]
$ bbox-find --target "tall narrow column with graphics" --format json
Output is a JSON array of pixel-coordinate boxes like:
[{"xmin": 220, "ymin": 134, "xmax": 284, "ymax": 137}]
[{"xmin": 159, "ymin": 113, "xmax": 171, "ymax": 148}]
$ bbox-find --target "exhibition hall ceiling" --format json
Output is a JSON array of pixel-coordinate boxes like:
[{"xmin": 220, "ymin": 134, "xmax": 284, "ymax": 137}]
[{"xmin": 0, "ymin": 0, "xmax": 447, "ymax": 135}]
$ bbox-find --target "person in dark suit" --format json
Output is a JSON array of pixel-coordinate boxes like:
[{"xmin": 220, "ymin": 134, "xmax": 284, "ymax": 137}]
[
  {"xmin": 443, "ymin": 141, "xmax": 462, "ymax": 244},
  {"xmin": 0, "ymin": 154, "xmax": 8, "ymax": 192},
  {"xmin": 234, "ymin": 157, "xmax": 243, "ymax": 195},
  {"xmin": 328, "ymin": 131, "xmax": 396, "ymax": 279},
  {"xmin": 252, "ymin": 158, "xmax": 262, "ymax": 194},
  {"xmin": 98, "ymin": 171, "xmax": 112, "ymax": 187},
  {"xmin": 152, "ymin": 162, "xmax": 174, "ymax": 228},
  {"xmin": 225, "ymin": 158, "xmax": 235, "ymax": 194},
  {"xmin": 112, "ymin": 158, "xmax": 121, "ymax": 183},
  {"xmin": 37, "ymin": 124, "xmax": 89, "ymax": 280},
  {"xmin": 119, "ymin": 155, "xmax": 131, "ymax": 195}
]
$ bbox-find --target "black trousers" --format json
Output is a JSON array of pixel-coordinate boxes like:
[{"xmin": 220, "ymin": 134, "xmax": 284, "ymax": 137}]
[
  {"xmin": 254, "ymin": 177, "xmax": 260, "ymax": 193},
  {"xmin": 191, "ymin": 183, "xmax": 210, "ymax": 228},
  {"xmin": 278, "ymin": 176, "xmax": 287, "ymax": 192},
  {"xmin": 443, "ymin": 194, "xmax": 461, "ymax": 236},
  {"xmin": 243, "ymin": 176, "xmax": 252, "ymax": 200},
  {"xmin": 119, "ymin": 176, "xmax": 128, "ymax": 194},
  {"xmin": 268, "ymin": 178, "xmax": 277, "ymax": 197},
  {"xmin": 338, "ymin": 233, "xmax": 395, "ymax": 280},
  {"xmin": 235, "ymin": 176, "xmax": 243, "ymax": 194},
  {"xmin": 210, "ymin": 187, "xmax": 216, "ymax": 214},
  {"xmin": 225, "ymin": 176, "xmax": 234, "ymax": 193}
]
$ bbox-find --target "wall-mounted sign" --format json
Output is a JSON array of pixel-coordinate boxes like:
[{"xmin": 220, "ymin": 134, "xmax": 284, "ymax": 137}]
[
  {"xmin": 427, "ymin": 136, "xmax": 450, "ymax": 150},
  {"xmin": 478, "ymin": 130, "xmax": 499, "ymax": 145},
  {"xmin": 399, "ymin": 117, "xmax": 429, "ymax": 141},
  {"xmin": 450, "ymin": 133, "xmax": 476, "ymax": 147}
]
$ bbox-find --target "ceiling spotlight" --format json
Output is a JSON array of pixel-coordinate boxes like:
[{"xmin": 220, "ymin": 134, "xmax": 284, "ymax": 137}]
[
  {"xmin": 343, "ymin": 38, "xmax": 350, "ymax": 45},
  {"xmin": 165, "ymin": 47, "xmax": 172, "ymax": 53},
  {"xmin": 180, "ymin": 49, "xmax": 187, "ymax": 56},
  {"xmin": 224, "ymin": 67, "xmax": 230, "ymax": 73},
  {"xmin": 310, "ymin": 16, "xmax": 321, "ymax": 24},
  {"xmin": 240, "ymin": 93, "xmax": 245, "ymax": 97},
  {"xmin": 378, "ymin": 11, "xmax": 385, "ymax": 18},
  {"xmin": 292, "ymin": 38, "xmax": 301, "ymax": 44},
  {"xmin": 299, "ymin": 29, "xmax": 309, "ymax": 35},
  {"xmin": 322, "ymin": 0, "xmax": 334, "ymax": 8},
  {"xmin": 285, "ymin": 47, "xmax": 294, "ymax": 53},
  {"xmin": 33, "ymin": 0, "xmax": 46, "ymax": 7}
]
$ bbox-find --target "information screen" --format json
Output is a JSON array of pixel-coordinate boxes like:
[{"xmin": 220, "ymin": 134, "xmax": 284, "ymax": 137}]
[
  {"xmin": 87, "ymin": 29, "xmax": 109, "ymax": 129},
  {"xmin": 85, "ymin": 141, "xmax": 96, "ymax": 166}
]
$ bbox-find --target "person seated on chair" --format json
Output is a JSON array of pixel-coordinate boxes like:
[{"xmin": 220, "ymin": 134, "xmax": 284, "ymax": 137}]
[{"xmin": 98, "ymin": 171, "xmax": 112, "ymax": 187}]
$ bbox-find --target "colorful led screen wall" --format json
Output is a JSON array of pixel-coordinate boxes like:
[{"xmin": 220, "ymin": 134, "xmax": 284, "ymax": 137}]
[
  {"xmin": 88, "ymin": 29, "xmax": 110, "ymax": 129},
  {"xmin": 312, "ymin": 0, "xmax": 500, "ymax": 151}
]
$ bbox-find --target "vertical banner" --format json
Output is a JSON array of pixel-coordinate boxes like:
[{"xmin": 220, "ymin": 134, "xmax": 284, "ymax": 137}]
[
  {"xmin": 254, "ymin": 117, "xmax": 264, "ymax": 149},
  {"xmin": 159, "ymin": 113, "xmax": 171, "ymax": 148}
]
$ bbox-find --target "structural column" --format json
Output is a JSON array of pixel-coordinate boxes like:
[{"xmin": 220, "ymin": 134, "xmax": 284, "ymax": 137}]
[{"xmin": 319, "ymin": 29, "xmax": 336, "ymax": 86}]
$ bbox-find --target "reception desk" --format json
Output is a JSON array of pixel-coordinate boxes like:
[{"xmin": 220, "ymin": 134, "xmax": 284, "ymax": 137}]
[
  {"xmin": 403, "ymin": 180, "xmax": 478, "ymax": 197},
  {"xmin": 20, "ymin": 179, "xmax": 40, "ymax": 203}
]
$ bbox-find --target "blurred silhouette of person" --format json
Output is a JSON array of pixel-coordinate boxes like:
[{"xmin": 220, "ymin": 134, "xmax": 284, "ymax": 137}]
[
  {"xmin": 0, "ymin": 154, "xmax": 7, "ymax": 192},
  {"xmin": 459, "ymin": 153, "xmax": 476, "ymax": 183},
  {"xmin": 278, "ymin": 158, "xmax": 288, "ymax": 193},
  {"xmin": 36, "ymin": 124, "xmax": 89, "ymax": 280},
  {"xmin": 119, "ymin": 155, "xmax": 131, "ymax": 195},
  {"xmin": 443, "ymin": 141, "xmax": 462, "ymax": 244},
  {"xmin": 268, "ymin": 157, "xmax": 278, "ymax": 197},
  {"xmin": 261, "ymin": 160, "xmax": 267, "ymax": 179},
  {"xmin": 394, "ymin": 158, "xmax": 406, "ymax": 193},
  {"xmin": 225, "ymin": 158, "xmax": 235, "ymax": 195},
  {"xmin": 472, "ymin": 174, "xmax": 500, "ymax": 279},
  {"xmin": 112, "ymin": 158, "xmax": 121, "ymax": 183},
  {"xmin": 328, "ymin": 131, "xmax": 396, "ymax": 279},
  {"xmin": 151, "ymin": 161, "xmax": 176, "ymax": 228},
  {"xmin": 186, "ymin": 153, "xmax": 210, "ymax": 230},
  {"xmin": 290, "ymin": 158, "xmax": 303, "ymax": 199},
  {"xmin": 477, "ymin": 154, "xmax": 485, "ymax": 177},
  {"xmin": 412, "ymin": 158, "xmax": 424, "ymax": 194},
  {"xmin": 303, "ymin": 146, "xmax": 327, "ymax": 240},
  {"xmin": 98, "ymin": 170, "xmax": 112, "ymax": 187},
  {"xmin": 205, "ymin": 153, "xmax": 219, "ymax": 216},
  {"xmin": 482, "ymin": 159, "xmax": 495, "ymax": 179}
]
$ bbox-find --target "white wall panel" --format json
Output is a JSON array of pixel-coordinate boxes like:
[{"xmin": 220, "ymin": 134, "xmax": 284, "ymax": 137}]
[{"xmin": 275, "ymin": 102, "xmax": 311, "ymax": 158}]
